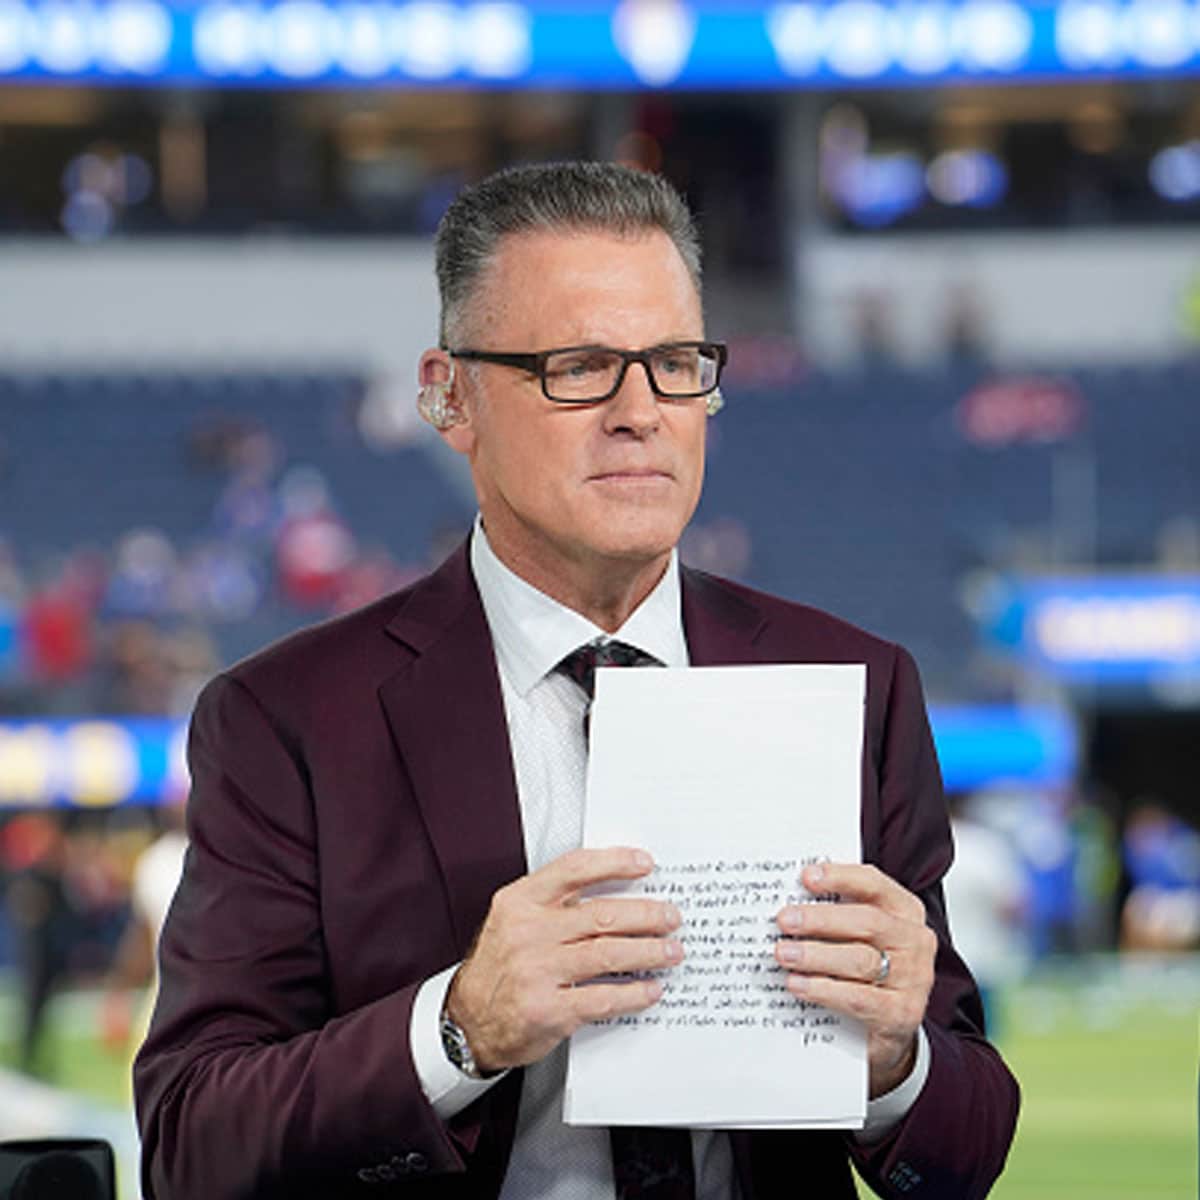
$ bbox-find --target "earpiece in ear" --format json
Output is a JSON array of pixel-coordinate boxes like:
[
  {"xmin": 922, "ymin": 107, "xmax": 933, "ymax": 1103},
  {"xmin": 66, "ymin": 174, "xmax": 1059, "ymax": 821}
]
[
  {"xmin": 705, "ymin": 388, "xmax": 725, "ymax": 417},
  {"xmin": 417, "ymin": 362, "xmax": 460, "ymax": 429},
  {"xmin": 418, "ymin": 383, "xmax": 456, "ymax": 429}
]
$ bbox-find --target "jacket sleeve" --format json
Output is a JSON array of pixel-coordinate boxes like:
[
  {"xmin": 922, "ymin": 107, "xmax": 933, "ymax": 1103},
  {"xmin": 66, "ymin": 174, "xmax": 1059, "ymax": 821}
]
[
  {"xmin": 133, "ymin": 673, "xmax": 471, "ymax": 1199},
  {"xmin": 847, "ymin": 646, "xmax": 1020, "ymax": 1200}
]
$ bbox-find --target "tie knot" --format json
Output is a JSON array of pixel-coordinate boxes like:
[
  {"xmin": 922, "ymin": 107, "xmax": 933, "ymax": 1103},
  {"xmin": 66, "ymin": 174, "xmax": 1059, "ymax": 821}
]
[{"xmin": 555, "ymin": 639, "xmax": 661, "ymax": 701}]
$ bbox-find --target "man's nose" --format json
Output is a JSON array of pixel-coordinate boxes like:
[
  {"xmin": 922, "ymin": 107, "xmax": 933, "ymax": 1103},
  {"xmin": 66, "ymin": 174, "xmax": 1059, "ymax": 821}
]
[{"xmin": 605, "ymin": 359, "xmax": 660, "ymax": 435}]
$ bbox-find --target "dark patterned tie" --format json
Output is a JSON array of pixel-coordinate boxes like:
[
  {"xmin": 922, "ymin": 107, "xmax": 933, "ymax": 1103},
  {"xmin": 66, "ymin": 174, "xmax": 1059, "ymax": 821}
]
[
  {"xmin": 555, "ymin": 639, "xmax": 696, "ymax": 1200},
  {"xmin": 556, "ymin": 638, "xmax": 662, "ymax": 706}
]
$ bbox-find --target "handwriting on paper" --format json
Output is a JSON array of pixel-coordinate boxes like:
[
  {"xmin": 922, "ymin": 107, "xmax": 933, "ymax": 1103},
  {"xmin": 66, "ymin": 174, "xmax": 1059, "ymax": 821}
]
[{"xmin": 595, "ymin": 856, "xmax": 843, "ymax": 1045}]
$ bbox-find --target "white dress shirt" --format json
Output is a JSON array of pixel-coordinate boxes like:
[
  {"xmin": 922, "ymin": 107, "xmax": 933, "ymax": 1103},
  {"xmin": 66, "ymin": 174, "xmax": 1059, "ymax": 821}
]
[{"xmin": 409, "ymin": 521, "xmax": 929, "ymax": 1200}]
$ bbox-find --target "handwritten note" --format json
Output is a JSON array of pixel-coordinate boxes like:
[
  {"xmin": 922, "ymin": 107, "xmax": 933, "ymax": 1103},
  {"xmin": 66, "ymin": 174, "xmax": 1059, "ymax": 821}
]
[
  {"xmin": 610, "ymin": 856, "xmax": 839, "ymax": 1038},
  {"xmin": 564, "ymin": 664, "xmax": 867, "ymax": 1129}
]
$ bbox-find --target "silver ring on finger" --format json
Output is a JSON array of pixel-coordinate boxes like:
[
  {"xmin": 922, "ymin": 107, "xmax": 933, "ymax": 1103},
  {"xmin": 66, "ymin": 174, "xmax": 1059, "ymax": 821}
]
[{"xmin": 873, "ymin": 947, "xmax": 891, "ymax": 986}]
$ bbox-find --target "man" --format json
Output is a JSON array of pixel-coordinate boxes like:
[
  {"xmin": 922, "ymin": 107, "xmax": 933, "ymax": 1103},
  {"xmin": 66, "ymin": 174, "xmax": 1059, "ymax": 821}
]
[{"xmin": 135, "ymin": 162, "xmax": 1018, "ymax": 1199}]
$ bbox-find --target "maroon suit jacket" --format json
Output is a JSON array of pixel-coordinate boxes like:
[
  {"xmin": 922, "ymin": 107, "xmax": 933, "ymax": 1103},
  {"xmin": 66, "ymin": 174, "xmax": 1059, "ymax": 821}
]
[{"xmin": 134, "ymin": 543, "xmax": 1018, "ymax": 1200}]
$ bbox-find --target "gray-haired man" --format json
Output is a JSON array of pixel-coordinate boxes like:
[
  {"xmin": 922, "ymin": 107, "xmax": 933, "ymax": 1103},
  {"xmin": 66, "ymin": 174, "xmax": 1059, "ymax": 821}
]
[{"xmin": 136, "ymin": 162, "xmax": 1018, "ymax": 1200}]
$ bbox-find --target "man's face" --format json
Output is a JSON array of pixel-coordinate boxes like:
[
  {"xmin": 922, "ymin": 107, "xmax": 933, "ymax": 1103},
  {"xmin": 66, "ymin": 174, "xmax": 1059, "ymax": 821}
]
[{"xmin": 430, "ymin": 227, "xmax": 709, "ymax": 600}]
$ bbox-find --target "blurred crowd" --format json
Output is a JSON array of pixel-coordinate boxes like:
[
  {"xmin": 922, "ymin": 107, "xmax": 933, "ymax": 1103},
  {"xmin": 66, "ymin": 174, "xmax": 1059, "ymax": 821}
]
[{"xmin": 0, "ymin": 416, "xmax": 440, "ymax": 721}]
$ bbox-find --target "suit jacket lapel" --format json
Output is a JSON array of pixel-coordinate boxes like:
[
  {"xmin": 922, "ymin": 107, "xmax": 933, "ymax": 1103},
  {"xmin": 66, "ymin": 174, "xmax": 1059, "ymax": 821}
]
[
  {"xmin": 378, "ymin": 544, "xmax": 527, "ymax": 959},
  {"xmin": 374, "ymin": 560, "xmax": 770, "ymax": 958}
]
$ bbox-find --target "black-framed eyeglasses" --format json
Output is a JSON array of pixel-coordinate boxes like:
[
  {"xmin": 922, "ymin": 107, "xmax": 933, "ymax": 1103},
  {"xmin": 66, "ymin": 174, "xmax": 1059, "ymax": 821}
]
[{"xmin": 448, "ymin": 340, "xmax": 727, "ymax": 405}]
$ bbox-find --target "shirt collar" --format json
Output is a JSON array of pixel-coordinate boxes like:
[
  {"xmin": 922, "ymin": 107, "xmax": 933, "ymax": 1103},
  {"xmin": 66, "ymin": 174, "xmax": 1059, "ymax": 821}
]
[{"xmin": 470, "ymin": 516, "xmax": 688, "ymax": 697}]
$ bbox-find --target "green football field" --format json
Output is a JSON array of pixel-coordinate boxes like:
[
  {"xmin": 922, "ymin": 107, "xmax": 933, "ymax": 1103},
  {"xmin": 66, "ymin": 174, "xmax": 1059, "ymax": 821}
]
[
  {"xmin": 979, "ymin": 961, "xmax": 1197, "ymax": 1200},
  {"xmin": 2, "ymin": 958, "xmax": 1196, "ymax": 1200}
]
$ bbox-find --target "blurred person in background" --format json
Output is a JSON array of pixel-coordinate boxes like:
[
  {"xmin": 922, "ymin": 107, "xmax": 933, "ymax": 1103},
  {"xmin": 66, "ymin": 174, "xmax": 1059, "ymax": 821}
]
[
  {"xmin": 1119, "ymin": 801, "xmax": 1200, "ymax": 952},
  {"xmin": 274, "ymin": 465, "xmax": 357, "ymax": 608},
  {"xmin": 1068, "ymin": 796, "xmax": 1120, "ymax": 953},
  {"xmin": 63, "ymin": 821, "xmax": 133, "ymax": 977},
  {"xmin": 135, "ymin": 161, "xmax": 1018, "ymax": 1200},
  {"xmin": 209, "ymin": 428, "xmax": 282, "ymax": 542},
  {"xmin": 1014, "ymin": 789, "xmax": 1079, "ymax": 959},
  {"xmin": 90, "ymin": 620, "xmax": 174, "ymax": 716},
  {"xmin": 104, "ymin": 530, "xmax": 179, "ymax": 622},
  {"xmin": 24, "ymin": 564, "xmax": 94, "ymax": 696},
  {"xmin": 943, "ymin": 792, "xmax": 1029, "ymax": 1036},
  {"xmin": 162, "ymin": 626, "xmax": 220, "ymax": 716},
  {"xmin": 101, "ymin": 799, "xmax": 188, "ymax": 1084},
  {"xmin": 3, "ymin": 813, "xmax": 76, "ymax": 1077}
]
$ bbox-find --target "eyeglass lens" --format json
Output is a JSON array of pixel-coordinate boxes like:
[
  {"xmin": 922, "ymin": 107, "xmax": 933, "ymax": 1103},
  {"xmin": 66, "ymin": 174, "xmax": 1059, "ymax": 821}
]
[{"xmin": 543, "ymin": 345, "xmax": 719, "ymax": 402}]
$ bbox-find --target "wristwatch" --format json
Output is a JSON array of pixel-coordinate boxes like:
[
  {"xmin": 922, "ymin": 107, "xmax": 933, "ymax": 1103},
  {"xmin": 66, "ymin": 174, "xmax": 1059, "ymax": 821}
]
[{"xmin": 439, "ymin": 1008, "xmax": 488, "ymax": 1080}]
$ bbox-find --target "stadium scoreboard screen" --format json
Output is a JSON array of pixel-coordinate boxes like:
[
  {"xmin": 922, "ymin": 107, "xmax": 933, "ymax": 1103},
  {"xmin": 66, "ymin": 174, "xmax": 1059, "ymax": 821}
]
[{"xmin": 0, "ymin": 0, "xmax": 1199, "ymax": 89}]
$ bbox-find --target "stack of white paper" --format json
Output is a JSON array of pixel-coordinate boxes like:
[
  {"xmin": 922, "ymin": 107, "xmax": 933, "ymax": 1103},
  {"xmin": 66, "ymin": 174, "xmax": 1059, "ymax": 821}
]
[{"xmin": 565, "ymin": 664, "xmax": 867, "ymax": 1130}]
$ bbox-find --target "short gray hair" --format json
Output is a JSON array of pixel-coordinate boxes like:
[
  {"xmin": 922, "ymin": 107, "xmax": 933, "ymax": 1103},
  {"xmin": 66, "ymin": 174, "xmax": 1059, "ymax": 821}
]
[{"xmin": 434, "ymin": 161, "xmax": 702, "ymax": 348}]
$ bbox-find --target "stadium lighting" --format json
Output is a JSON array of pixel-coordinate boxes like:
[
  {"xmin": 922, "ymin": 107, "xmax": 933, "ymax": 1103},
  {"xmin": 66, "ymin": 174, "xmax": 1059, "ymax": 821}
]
[
  {"xmin": 927, "ymin": 149, "xmax": 1009, "ymax": 208},
  {"xmin": 1149, "ymin": 140, "xmax": 1200, "ymax": 201}
]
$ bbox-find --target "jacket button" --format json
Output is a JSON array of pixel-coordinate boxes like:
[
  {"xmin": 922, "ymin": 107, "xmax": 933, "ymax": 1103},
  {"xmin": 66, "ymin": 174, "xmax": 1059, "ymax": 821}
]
[
  {"xmin": 376, "ymin": 1165, "xmax": 396, "ymax": 1182},
  {"xmin": 406, "ymin": 1152, "xmax": 429, "ymax": 1174},
  {"xmin": 356, "ymin": 1168, "xmax": 378, "ymax": 1184}
]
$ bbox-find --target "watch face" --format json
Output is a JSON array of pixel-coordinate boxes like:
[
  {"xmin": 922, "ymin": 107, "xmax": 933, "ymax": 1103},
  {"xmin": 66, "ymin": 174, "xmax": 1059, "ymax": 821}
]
[{"xmin": 441, "ymin": 1014, "xmax": 476, "ymax": 1076}]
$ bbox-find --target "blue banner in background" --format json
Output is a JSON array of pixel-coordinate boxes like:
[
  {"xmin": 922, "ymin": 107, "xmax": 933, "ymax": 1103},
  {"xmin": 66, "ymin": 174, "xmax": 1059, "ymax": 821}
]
[
  {"xmin": 0, "ymin": 704, "xmax": 1077, "ymax": 807},
  {"xmin": 928, "ymin": 704, "xmax": 1077, "ymax": 792},
  {"xmin": 976, "ymin": 574, "xmax": 1200, "ymax": 685},
  {"xmin": 0, "ymin": 0, "xmax": 1199, "ymax": 88}
]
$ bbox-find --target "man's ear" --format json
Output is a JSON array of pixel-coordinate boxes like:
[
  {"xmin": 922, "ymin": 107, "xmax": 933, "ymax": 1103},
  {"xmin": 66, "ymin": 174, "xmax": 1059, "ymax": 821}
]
[{"xmin": 417, "ymin": 350, "xmax": 467, "ymax": 439}]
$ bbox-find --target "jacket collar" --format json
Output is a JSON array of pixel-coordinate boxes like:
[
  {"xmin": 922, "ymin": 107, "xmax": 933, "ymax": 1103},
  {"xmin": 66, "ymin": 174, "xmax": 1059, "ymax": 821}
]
[{"xmin": 383, "ymin": 544, "xmax": 772, "ymax": 668}]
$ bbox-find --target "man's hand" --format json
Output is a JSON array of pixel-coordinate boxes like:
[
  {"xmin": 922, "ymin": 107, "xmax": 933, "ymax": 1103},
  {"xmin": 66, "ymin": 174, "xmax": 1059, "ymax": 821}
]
[
  {"xmin": 445, "ymin": 847, "xmax": 683, "ymax": 1073},
  {"xmin": 774, "ymin": 863, "xmax": 936, "ymax": 1099}
]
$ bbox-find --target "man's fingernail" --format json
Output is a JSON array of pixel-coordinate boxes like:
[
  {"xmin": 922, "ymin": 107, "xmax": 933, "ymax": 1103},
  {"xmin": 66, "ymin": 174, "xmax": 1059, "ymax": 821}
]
[
  {"xmin": 665, "ymin": 939, "xmax": 684, "ymax": 963},
  {"xmin": 788, "ymin": 975, "xmax": 810, "ymax": 995},
  {"xmin": 805, "ymin": 864, "xmax": 825, "ymax": 885},
  {"xmin": 633, "ymin": 850, "xmax": 653, "ymax": 869},
  {"xmin": 665, "ymin": 903, "xmax": 682, "ymax": 926},
  {"xmin": 646, "ymin": 979, "xmax": 664, "ymax": 1000},
  {"xmin": 780, "ymin": 906, "xmax": 803, "ymax": 932}
]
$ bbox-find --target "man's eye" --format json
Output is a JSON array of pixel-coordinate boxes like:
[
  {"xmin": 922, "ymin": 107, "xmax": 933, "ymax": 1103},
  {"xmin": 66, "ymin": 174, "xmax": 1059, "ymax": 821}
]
[
  {"xmin": 657, "ymin": 352, "xmax": 696, "ymax": 374},
  {"xmin": 549, "ymin": 353, "xmax": 612, "ymax": 378}
]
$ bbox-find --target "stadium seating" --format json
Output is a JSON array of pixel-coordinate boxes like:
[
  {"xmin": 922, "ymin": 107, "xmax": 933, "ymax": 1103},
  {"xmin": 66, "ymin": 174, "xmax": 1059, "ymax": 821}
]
[{"xmin": 2, "ymin": 360, "xmax": 1197, "ymax": 700}]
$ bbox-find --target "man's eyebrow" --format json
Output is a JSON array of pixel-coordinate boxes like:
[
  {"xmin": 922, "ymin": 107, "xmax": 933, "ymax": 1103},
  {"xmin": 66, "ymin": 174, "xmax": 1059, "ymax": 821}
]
[{"xmin": 547, "ymin": 338, "xmax": 706, "ymax": 351}]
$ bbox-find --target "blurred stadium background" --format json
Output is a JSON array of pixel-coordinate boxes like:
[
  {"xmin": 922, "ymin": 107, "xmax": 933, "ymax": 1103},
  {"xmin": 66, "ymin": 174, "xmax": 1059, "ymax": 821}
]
[{"xmin": 1, "ymin": 1, "xmax": 1198, "ymax": 1196}]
